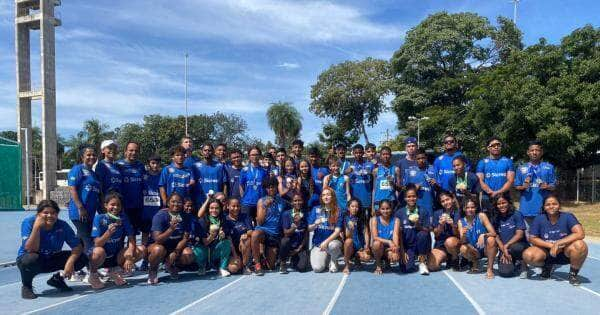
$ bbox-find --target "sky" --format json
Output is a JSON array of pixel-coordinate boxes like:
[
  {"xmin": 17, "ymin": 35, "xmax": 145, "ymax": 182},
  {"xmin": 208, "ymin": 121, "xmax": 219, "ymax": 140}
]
[{"xmin": 0, "ymin": 0, "xmax": 599, "ymax": 145}]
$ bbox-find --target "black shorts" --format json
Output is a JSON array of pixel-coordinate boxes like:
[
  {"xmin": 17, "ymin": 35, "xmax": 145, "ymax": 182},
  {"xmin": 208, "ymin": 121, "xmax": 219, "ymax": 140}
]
[
  {"xmin": 100, "ymin": 254, "xmax": 120, "ymax": 268},
  {"xmin": 542, "ymin": 248, "xmax": 570, "ymax": 265},
  {"xmin": 241, "ymin": 205, "xmax": 257, "ymax": 220},
  {"xmin": 139, "ymin": 218, "xmax": 153, "ymax": 234},
  {"xmin": 125, "ymin": 208, "xmax": 143, "ymax": 233},
  {"xmin": 264, "ymin": 233, "xmax": 281, "ymax": 248}
]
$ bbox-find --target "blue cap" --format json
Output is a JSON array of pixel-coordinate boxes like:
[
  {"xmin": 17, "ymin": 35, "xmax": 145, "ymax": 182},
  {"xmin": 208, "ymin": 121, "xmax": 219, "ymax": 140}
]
[{"xmin": 405, "ymin": 137, "xmax": 417, "ymax": 145}]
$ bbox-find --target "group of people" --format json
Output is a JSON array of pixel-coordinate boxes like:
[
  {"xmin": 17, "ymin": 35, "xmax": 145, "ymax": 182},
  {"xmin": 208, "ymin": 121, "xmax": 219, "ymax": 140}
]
[{"xmin": 17, "ymin": 134, "xmax": 589, "ymax": 299}]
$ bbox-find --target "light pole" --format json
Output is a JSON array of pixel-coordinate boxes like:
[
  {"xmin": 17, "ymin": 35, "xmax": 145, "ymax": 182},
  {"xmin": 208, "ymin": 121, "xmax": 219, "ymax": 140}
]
[
  {"xmin": 20, "ymin": 127, "xmax": 30, "ymax": 210},
  {"xmin": 408, "ymin": 116, "xmax": 429, "ymax": 147},
  {"xmin": 184, "ymin": 53, "xmax": 189, "ymax": 137}
]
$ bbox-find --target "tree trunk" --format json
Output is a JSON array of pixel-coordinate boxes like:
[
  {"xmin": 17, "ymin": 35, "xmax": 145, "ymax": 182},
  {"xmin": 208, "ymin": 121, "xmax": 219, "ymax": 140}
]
[{"xmin": 361, "ymin": 123, "xmax": 369, "ymax": 144}]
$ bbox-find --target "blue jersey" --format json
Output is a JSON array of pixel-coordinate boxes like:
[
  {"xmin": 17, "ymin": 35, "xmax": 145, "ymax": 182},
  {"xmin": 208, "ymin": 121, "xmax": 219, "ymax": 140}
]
[
  {"xmin": 460, "ymin": 216, "xmax": 486, "ymax": 247},
  {"xmin": 530, "ymin": 212, "xmax": 579, "ymax": 243},
  {"xmin": 402, "ymin": 166, "xmax": 435, "ymax": 215},
  {"xmin": 433, "ymin": 151, "xmax": 469, "ymax": 191},
  {"xmin": 240, "ymin": 165, "xmax": 268, "ymax": 206},
  {"xmin": 432, "ymin": 209, "xmax": 461, "ymax": 248},
  {"xmin": 375, "ymin": 216, "xmax": 396, "ymax": 241},
  {"xmin": 514, "ymin": 162, "xmax": 556, "ymax": 217},
  {"xmin": 223, "ymin": 213, "xmax": 253, "ymax": 245},
  {"xmin": 142, "ymin": 172, "xmax": 162, "ymax": 221},
  {"xmin": 191, "ymin": 160, "xmax": 226, "ymax": 205},
  {"xmin": 158, "ymin": 163, "xmax": 194, "ymax": 200},
  {"xmin": 340, "ymin": 159, "xmax": 351, "ymax": 175},
  {"xmin": 255, "ymin": 196, "xmax": 285, "ymax": 237},
  {"xmin": 183, "ymin": 155, "xmax": 198, "ymax": 170},
  {"xmin": 116, "ymin": 159, "xmax": 146, "ymax": 210},
  {"xmin": 349, "ymin": 160, "xmax": 374, "ymax": 208},
  {"xmin": 344, "ymin": 214, "xmax": 365, "ymax": 249},
  {"xmin": 395, "ymin": 206, "xmax": 432, "ymax": 247},
  {"xmin": 91, "ymin": 213, "xmax": 134, "ymax": 257},
  {"xmin": 493, "ymin": 211, "xmax": 526, "ymax": 244},
  {"xmin": 397, "ymin": 157, "xmax": 418, "ymax": 177},
  {"xmin": 448, "ymin": 172, "xmax": 480, "ymax": 200},
  {"xmin": 95, "ymin": 159, "xmax": 122, "ymax": 194},
  {"xmin": 311, "ymin": 166, "xmax": 329, "ymax": 195},
  {"xmin": 327, "ymin": 175, "xmax": 349, "ymax": 210},
  {"xmin": 373, "ymin": 164, "xmax": 397, "ymax": 203},
  {"xmin": 17, "ymin": 217, "xmax": 80, "ymax": 259},
  {"xmin": 225, "ymin": 165, "xmax": 243, "ymax": 199},
  {"xmin": 280, "ymin": 210, "xmax": 308, "ymax": 249},
  {"xmin": 308, "ymin": 206, "xmax": 344, "ymax": 247},
  {"xmin": 476, "ymin": 156, "xmax": 514, "ymax": 192},
  {"xmin": 150, "ymin": 210, "xmax": 191, "ymax": 247},
  {"xmin": 68, "ymin": 164, "xmax": 101, "ymax": 221}
]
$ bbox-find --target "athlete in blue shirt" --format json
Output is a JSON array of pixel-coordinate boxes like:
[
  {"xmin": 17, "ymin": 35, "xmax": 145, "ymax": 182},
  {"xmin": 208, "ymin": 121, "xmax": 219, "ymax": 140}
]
[
  {"xmin": 278, "ymin": 157, "xmax": 299, "ymax": 202},
  {"xmin": 372, "ymin": 146, "xmax": 401, "ymax": 211},
  {"xmin": 308, "ymin": 187, "xmax": 344, "ymax": 273},
  {"xmin": 240, "ymin": 147, "xmax": 268, "ymax": 220},
  {"xmin": 181, "ymin": 136, "xmax": 198, "ymax": 169},
  {"xmin": 297, "ymin": 159, "xmax": 319, "ymax": 210},
  {"xmin": 429, "ymin": 191, "xmax": 461, "ymax": 272},
  {"xmin": 308, "ymin": 147, "xmax": 329, "ymax": 195},
  {"xmin": 349, "ymin": 144, "xmax": 375, "ymax": 223},
  {"xmin": 342, "ymin": 198, "xmax": 372, "ymax": 275},
  {"xmin": 335, "ymin": 143, "xmax": 351, "ymax": 175},
  {"xmin": 370, "ymin": 200, "xmax": 401, "ymax": 275},
  {"xmin": 95, "ymin": 140, "xmax": 122, "ymax": 195},
  {"xmin": 279, "ymin": 193, "xmax": 309, "ymax": 274},
  {"xmin": 159, "ymin": 145, "xmax": 195, "ymax": 204},
  {"xmin": 116, "ymin": 141, "xmax": 146, "ymax": 233},
  {"xmin": 402, "ymin": 149, "xmax": 436, "ymax": 216},
  {"xmin": 215, "ymin": 143, "xmax": 229, "ymax": 165},
  {"xmin": 522, "ymin": 194, "xmax": 587, "ymax": 286},
  {"xmin": 397, "ymin": 137, "xmax": 419, "ymax": 176},
  {"xmin": 223, "ymin": 197, "xmax": 253, "ymax": 274},
  {"xmin": 491, "ymin": 195, "xmax": 529, "ymax": 278},
  {"xmin": 458, "ymin": 197, "xmax": 497, "ymax": 279},
  {"xmin": 191, "ymin": 144, "xmax": 227, "ymax": 206},
  {"xmin": 17, "ymin": 200, "xmax": 86, "ymax": 299},
  {"xmin": 433, "ymin": 135, "xmax": 470, "ymax": 191},
  {"xmin": 225, "ymin": 149, "xmax": 244, "ymax": 200},
  {"xmin": 514, "ymin": 141, "xmax": 556, "ymax": 224},
  {"xmin": 323, "ymin": 159, "xmax": 351, "ymax": 211},
  {"xmin": 476, "ymin": 137, "xmax": 515, "ymax": 212},
  {"xmin": 139, "ymin": 155, "xmax": 162, "ymax": 271},
  {"xmin": 448, "ymin": 155, "xmax": 480, "ymax": 207}
]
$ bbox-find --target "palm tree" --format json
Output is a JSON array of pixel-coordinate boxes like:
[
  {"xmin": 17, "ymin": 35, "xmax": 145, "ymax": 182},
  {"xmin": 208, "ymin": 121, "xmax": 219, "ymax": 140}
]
[{"xmin": 266, "ymin": 102, "xmax": 302, "ymax": 148}]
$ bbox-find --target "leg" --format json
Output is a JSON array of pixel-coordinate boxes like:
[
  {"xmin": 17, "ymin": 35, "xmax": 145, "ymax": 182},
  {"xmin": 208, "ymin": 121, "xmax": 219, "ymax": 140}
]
[
  {"xmin": 240, "ymin": 237, "xmax": 252, "ymax": 267},
  {"xmin": 416, "ymin": 231, "xmax": 432, "ymax": 275},
  {"xmin": 147, "ymin": 243, "xmax": 166, "ymax": 277},
  {"xmin": 266, "ymin": 246, "xmax": 278, "ymax": 270},
  {"xmin": 89, "ymin": 247, "xmax": 106, "ymax": 273},
  {"xmin": 485, "ymin": 236, "xmax": 497, "ymax": 279},
  {"xmin": 295, "ymin": 250, "xmax": 309, "ymax": 272},
  {"xmin": 310, "ymin": 247, "xmax": 329, "ymax": 273},
  {"xmin": 72, "ymin": 220, "xmax": 93, "ymax": 253},
  {"xmin": 564, "ymin": 240, "xmax": 588, "ymax": 270},
  {"xmin": 427, "ymin": 248, "xmax": 447, "ymax": 272},
  {"xmin": 400, "ymin": 247, "xmax": 416, "ymax": 273},
  {"xmin": 251, "ymin": 230, "xmax": 265, "ymax": 267},
  {"xmin": 193, "ymin": 245, "xmax": 209, "ymax": 274},
  {"xmin": 279, "ymin": 237, "xmax": 292, "ymax": 272},
  {"xmin": 326, "ymin": 240, "xmax": 342, "ymax": 272},
  {"xmin": 215, "ymin": 240, "xmax": 232, "ymax": 270},
  {"xmin": 343, "ymin": 238, "xmax": 354, "ymax": 274},
  {"xmin": 444, "ymin": 237, "xmax": 460, "ymax": 260},
  {"xmin": 372, "ymin": 240, "xmax": 384, "ymax": 275},
  {"xmin": 17, "ymin": 253, "xmax": 42, "ymax": 289},
  {"xmin": 522, "ymin": 246, "xmax": 547, "ymax": 267}
]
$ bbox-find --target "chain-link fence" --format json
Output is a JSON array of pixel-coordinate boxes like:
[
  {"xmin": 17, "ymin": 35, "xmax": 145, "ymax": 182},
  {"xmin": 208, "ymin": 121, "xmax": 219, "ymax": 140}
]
[{"xmin": 556, "ymin": 165, "xmax": 600, "ymax": 203}]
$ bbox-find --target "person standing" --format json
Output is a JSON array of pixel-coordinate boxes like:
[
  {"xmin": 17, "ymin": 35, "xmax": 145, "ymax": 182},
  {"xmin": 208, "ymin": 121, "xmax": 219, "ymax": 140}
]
[
  {"xmin": 225, "ymin": 149, "xmax": 244, "ymax": 200},
  {"xmin": 433, "ymin": 134, "xmax": 470, "ymax": 192},
  {"xmin": 117, "ymin": 141, "xmax": 146, "ymax": 234},
  {"xmin": 476, "ymin": 137, "xmax": 515, "ymax": 212},
  {"xmin": 95, "ymin": 140, "xmax": 122, "ymax": 195}
]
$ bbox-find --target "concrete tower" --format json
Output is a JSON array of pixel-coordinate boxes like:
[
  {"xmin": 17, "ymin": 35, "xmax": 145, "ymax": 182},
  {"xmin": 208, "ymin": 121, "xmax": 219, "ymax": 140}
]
[{"xmin": 15, "ymin": 0, "xmax": 61, "ymax": 201}]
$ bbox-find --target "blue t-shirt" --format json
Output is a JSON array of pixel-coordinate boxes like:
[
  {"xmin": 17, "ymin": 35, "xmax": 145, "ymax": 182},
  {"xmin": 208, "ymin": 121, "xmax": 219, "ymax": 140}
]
[
  {"xmin": 223, "ymin": 213, "xmax": 253, "ymax": 245},
  {"xmin": 460, "ymin": 215, "xmax": 486, "ymax": 247},
  {"xmin": 448, "ymin": 172, "xmax": 480, "ymax": 200},
  {"xmin": 476, "ymin": 156, "xmax": 514, "ymax": 193},
  {"xmin": 397, "ymin": 157, "xmax": 418, "ymax": 177},
  {"xmin": 158, "ymin": 163, "xmax": 194, "ymax": 200},
  {"xmin": 183, "ymin": 155, "xmax": 198, "ymax": 170},
  {"xmin": 308, "ymin": 206, "xmax": 344, "ymax": 247},
  {"xmin": 255, "ymin": 196, "xmax": 285, "ymax": 236},
  {"xmin": 432, "ymin": 209, "xmax": 461, "ymax": 248},
  {"xmin": 150, "ymin": 210, "xmax": 191, "ymax": 247},
  {"xmin": 225, "ymin": 165, "xmax": 243, "ymax": 199},
  {"xmin": 327, "ymin": 175, "xmax": 349, "ymax": 210},
  {"xmin": 240, "ymin": 165, "xmax": 268, "ymax": 206},
  {"xmin": 343, "ymin": 214, "xmax": 365, "ymax": 249},
  {"xmin": 68, "ymin": 164, "xmax": 101, "ymax": 221},
  {"xmin": 280, "ymin": 210, "xmax": 308, "ymax": 249},
  {"xmin": 375, "ymin": 216, "xmax": 397, "ymax": 241},
  {"xmin": 373, "ymin": 164, "xmax": 397, "ymax": 203},
  {"xmin": 402, "ymin": 165, "xmax": 436, "ymax": 215},
  {"xmin": 91, "ymin": 213, "xmax": 134, "ymax": 257},
  {"xmin": 339, "ymin": 159, "xmax": 351, "ymax": 175},
  {"xmin": 433, "ymin": 151, "xmax": 469, "ymax": 191},
  {"xmin": 191, "ymin": 160, "xmax": 227, "ymax": 205},
  {"xmin": 395, "ymin": 206, "xmax": 432, "ymax": 247},
  {"xmin": 95, "ymin": 159, "xmax": 122, "ymax": 194},
  {"xmin": 349, "ymin": 160, "xmax": 374, "ymax": 208},
  {"xmin": 312, "ymin": 166, "xmax": 329, "ymax": 195},
  {"xmin": 514, "ymin": 162, "xmax": 556, "ymax": 217},
  {"xmin": 142, "ymin": 172, "xmax": 162, "ymax": 221},
  {"xmin": 493, "ymin": 211, "xmax": 526, "ymax": 244},
  {"xmin": 530, "ymin": 212, "xmax": 579, "ymax": 243},
  {"xmin": 116, "ymin": 159, "xmax": 146, "ymax": 210},
  {"xmin": 17, "ymin": 217, "xmax": 80, "ymax": 259}
]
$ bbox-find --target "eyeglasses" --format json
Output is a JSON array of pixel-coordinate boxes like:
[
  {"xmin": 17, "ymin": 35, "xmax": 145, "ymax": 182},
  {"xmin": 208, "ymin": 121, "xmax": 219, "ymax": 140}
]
[
  {"xmin": 444, "ymin": 140, "xmax": 455, "ymax": 144},
  {"xmin": 488, "ymin": 143, "xmax": 502, "ymax": 148}
]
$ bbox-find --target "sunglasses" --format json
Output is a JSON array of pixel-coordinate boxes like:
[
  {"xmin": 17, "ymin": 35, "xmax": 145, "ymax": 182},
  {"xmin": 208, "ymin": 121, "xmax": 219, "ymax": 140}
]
[
  {"xmin": 488, "ymin": 143, "xmax": 502, "ymax": 148},
  {"xmin": 444, "ymin": 140, "xmax": 455, "ymax": 144}
]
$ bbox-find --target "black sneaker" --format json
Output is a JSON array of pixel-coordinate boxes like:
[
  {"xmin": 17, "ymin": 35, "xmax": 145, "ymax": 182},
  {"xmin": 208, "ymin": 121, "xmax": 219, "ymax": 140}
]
[
  {"xmin": 568, "ymin": 273, "xmax": 581, "ymax": 286},
  {"xmin": 21, "ymin": 286, "xmax": 38, "ymax": 299},
  {"xmin": 279, "ymin": 263, "xmax": 288, "ymax": 274},
  {"xmin": 449, "ymin": 258, "xmax": 459, "ymax": 271},
  {"xmin": 47, "ymin": 272, "xmax": 73, "ymax": 292},
  {"xmin": 540, "ymin": 264, "xmax": 554, "ymax": 279}
]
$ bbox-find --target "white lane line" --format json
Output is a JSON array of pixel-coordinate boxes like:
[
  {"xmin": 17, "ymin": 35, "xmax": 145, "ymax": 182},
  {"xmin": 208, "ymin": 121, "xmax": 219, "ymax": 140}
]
[
  {"xmin": 169, "ymin": 276, "xmax": 247, "ymax": 315},
  {"xmin": 22, "ymin": 291, "xmax": 97, "ymax": 315},
  {"xmin": 443, "ymin": 271, "xmax": 486, "ymax": 315},
  {"xmin": 552, "ymin": 274, "xmax": 600, "ymax": 298},
  {"xmin": 322, "ymin": 274, "xmax": 348, "ymax": 315},
  {"xmin": 588, "ymin": 255, "xmax": 600, "ymax": 261},
  {"xmin": 0, "ymin": 281, "xmax": 20, "ymax": 289}
]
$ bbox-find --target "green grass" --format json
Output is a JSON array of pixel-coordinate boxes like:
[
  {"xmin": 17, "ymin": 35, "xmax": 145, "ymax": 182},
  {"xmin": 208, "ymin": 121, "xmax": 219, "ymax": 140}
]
[{"xmin": 563, "ymin": 201, "xmax": 600, "ymax": 238}]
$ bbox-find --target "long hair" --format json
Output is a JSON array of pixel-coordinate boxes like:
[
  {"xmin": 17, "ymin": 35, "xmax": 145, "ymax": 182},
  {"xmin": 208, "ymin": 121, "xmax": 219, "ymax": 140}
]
[
  {"xmin": 460, "ymin": 195, "xmax": 481, "ymax": 218},
  {"xmin": 320, "ymin": 187, "xmax": 339, "ymax": 225},
  {"xmin": 490, "ymin": 193, "xmax": 514, "ymax": 227},
  {"xmin": 297, "ymin": 159, "xmax": 315, "ymax": 197}
]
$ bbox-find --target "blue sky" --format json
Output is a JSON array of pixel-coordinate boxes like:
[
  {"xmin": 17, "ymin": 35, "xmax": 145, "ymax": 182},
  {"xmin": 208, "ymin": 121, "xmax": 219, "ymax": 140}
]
[{"xmin": 0, "ymin": 0, "xmax": 598, "ymax": 145}]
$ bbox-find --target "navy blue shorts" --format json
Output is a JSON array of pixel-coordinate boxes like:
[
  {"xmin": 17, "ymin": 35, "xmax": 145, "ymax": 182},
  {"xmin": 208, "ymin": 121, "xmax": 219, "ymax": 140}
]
[{"xmin": 542, "ymin": 248, "xmax": 570, "ymax": 265}]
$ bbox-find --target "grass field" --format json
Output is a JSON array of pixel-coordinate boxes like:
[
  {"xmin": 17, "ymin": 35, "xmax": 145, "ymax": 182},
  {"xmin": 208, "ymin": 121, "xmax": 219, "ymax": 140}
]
[{"xmin": 565, "ymin": 202, "xmax": 600, "ymax": 238}]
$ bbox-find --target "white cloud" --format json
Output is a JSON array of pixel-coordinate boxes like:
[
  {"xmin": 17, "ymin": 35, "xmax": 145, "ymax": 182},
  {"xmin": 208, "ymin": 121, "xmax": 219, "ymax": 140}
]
[{"xmin": 277, "ymin": 62, "xmax": 300, "ymax": 69}]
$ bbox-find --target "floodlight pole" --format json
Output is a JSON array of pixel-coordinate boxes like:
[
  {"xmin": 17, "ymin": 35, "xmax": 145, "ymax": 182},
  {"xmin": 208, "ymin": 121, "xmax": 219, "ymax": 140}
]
[
  {"xmin": 511, "ymin": 0, "xmax": 520, "ymax": 24},
  {"xmin": 184, "ymin": 53, "xmax": 189, "ymax": 137},
  {"xmin": 408, "ymin": 116, "xmax": 430, "ymax": 147},
  {"xmin": 20, "ymin": 127, "xmax": 30, "ymax": 210}
]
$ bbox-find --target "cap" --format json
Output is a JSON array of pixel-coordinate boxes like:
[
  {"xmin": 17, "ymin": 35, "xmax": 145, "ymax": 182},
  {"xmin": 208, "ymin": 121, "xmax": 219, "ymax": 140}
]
[
  {"xmin": 100, "ymin": 140, "xmax": 118, "ymax": 150},
  {"xmin": 405, "ymin": 137, "xmax": 417, "ymax": 145}
]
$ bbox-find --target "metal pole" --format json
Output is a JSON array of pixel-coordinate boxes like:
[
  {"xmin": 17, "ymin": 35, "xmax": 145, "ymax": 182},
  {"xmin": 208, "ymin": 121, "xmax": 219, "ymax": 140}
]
[
  {"xmin": 184, "ymin": 53, "xmax": 189, "ymax": 137},
  {"xmin": 416, "ymin": 120, "xmax": 420, "ymax": 147},
  {"xmin": 21, "ymin": 127, "xmax": 30, "ymax": 210},
  {"xmin": 576, "ymin": 168, "xmax": 580, "ymax": 204},
  {"xmin": 592, "ymin": 165, "xmax": 596, "ymax": 203}
]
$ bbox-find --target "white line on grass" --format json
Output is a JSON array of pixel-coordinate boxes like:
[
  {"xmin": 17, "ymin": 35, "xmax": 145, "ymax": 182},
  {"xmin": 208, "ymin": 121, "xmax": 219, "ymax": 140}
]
[
  {"xmin": 322, "ymin": 273, "xmax": 348, "ymax": 315},
  {"xmin": 552, "ymin": 274, "xmax": 600, "ymax": 298},
  {"xmin": 169, "ymin": 276, "xmax": 247, "ymax": 315},
  {"xmin": 443, "ymin": 271, "xmax": 486, "ymax": 315}
]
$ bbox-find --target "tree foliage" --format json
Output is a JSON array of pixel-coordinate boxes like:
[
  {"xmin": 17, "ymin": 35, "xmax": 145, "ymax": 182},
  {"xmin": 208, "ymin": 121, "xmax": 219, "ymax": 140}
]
[{"xmin": 266, "ymin": 101, "xmax": 302, "ymax": 148}]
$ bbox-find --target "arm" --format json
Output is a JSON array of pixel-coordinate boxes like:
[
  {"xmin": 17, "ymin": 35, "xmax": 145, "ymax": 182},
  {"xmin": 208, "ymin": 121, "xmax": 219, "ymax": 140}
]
[
  {"xmin": 151, "ymin": 225, "xmax": 176, "ymax": 245},
  {"xmin": 93, "ymin": 224, "xmax": 117, "ymax": 247},
  {"xmin": 159, "ymin": 187, "xmax": 168, "ymax": 205},
  {"xmin": 63, "ymin": 244, "xmax": 83, "ymax": 278},
  {"xmin": 344, "ymin": 176, "xmax": 351, "ymax": 201},
  {"xmin": 556, "ymin": 224, "xmax": 585, "ymax": 248},
  {"xmin": 370, "ymin": 217, "xmax": 393, "ymax": 246},
  {"xmin": 322, "ymin": 175, "xmax": 330, "ymax": 190},
  {"xmin": 256, "ymin": 199, "xmax": 266, "ymax": 226},
  {"xmin": 497, "ymin": 171, "xmax": 515, "ymax": 194},
  {"xmin": 392, "ymin": 218, "xmax": 401, "ymax": 249},
  {"xmin": 476, "ymin": 173, "xmax": 493, "ymax": 195},
  {"xmin": 278, "ymin": 176, "xmax": 290, "ymax": 197},
  {"xmin": 458, "ymin": 220, "xmax": 468, "ymax": 244},
  {"xmin": 480, "ymin": 213, "xmax": 497, "ymax": 237},
  {"xmin": 321, "ymin": 227, "xmax": 342, "ymax": 247},
  {"xmin": 68, "ymin": 186, "xmax": 88, "ymax": 221},
  {"xmin": 197, "ymin": 198, "xmax": 211, "ymax": 219},
  {"xmin": 23, "ymin": 217, "xmax": 43, "ymax": 253},
  {"xmin": 174, "ymin": 232, "xmax": 190, "ymax": 256}
]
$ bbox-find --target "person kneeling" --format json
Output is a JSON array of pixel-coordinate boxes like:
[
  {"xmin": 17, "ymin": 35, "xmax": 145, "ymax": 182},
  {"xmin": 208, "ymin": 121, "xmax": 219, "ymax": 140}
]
[
  {"xmin": 192, "ymin": 198, "xmax": 233, "ymax": 277},
  {"xmin": 491, "ymin": 194, "xmax": 529, "ymax": 278},
  {"xmin": 279, "ymin": 193, "xmax": 309, "ymax": 274},
  {"xmin": 343, "ymin": 199, "xmax": 372, "ymax": 275},
  {"xmin": 308, "ymin": 188, "xmax": 344, "ymax": 273},
  {"xmin": 370, "ymin": 200, "xmax": 401, "ymax": 275},
  {"xmin": 458, "ymin": 197, "xmax": 497, "ymax": 279}
]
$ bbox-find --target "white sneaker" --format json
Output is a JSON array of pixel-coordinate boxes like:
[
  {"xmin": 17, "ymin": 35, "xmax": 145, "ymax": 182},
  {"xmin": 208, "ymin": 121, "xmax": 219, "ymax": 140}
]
[
  {"xmin": 219, "ymin": 268, "xmax": 231, "ymax": 277},
  {"xmin": 519, "ymin": 265, "xmax": 530, "ymax": 279},
  {"xmin": 68, "ymin": 270, "xmax": 85, "ymax": 282},
  {"xmin": 419, "ymin": 262, "xmax": 430, "ymax": 275},
  {"xmin": 329, "ymin": 260, "xmax": 338, "ymax": 273}
]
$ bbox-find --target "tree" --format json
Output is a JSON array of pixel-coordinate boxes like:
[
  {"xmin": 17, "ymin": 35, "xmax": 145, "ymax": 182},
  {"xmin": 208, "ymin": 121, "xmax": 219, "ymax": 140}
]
[
  {"xmin": 63, "ymin": 119, "xmax": 114, "ymax": 168},
  {"xmin": 310, "ymin": 57, "xmax": 392, "ymax": 143},
  {"xmin": 266, "ymin": 101, "xmax": 302, "ymax": 148},
  {"xmin": 317, "ymin": 122, "xmax": 359, "ymax": 151}
]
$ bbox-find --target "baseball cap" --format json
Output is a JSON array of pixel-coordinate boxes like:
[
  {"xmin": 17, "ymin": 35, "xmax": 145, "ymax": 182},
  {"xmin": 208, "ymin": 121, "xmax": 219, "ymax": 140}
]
[
  {"xmin": 100, "ymin": 140, "xmax": 118, "ymax": 150},
  {"xmin": 405, "ymin": 137, "xmax": 417, "ymax": 145}
]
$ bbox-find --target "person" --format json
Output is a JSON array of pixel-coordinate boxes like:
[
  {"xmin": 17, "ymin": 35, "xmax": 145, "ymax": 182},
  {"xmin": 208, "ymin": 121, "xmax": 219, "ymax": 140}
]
[
  {"xmin": 522, "ymin": 194, "xmax": 588, "ymax": 286},
  {"xmin": 278, "ymin": 157, "xmax": 299, "ymax": 203},
  {"xmin": 215, "ymin": 143, "xmax": 229, "ymax": 165},
  {"xmin": 158, "ymin": 145, "xmax": 195, "ymax": 204},
  {"xmin": 223, "ymin": 197, "xmax": 253, "ymax": 274},
  {"xmin": 323, "ymin": 159, "xmax": 351, "ymax": 211},
  {"xmin": 491, "ymin": 194, "xmax": 529, "ymax": 278},
  {"xmin": 309, "ymin": 147, "xmax": 329, "ymax": 195},
  {"xmin": 349, "ymin": 144, "xmax": 375, "ymax": 225},
  {"xmin": 191, "ymin": 143, "xmax": 227, "ymax": 207},
  {"xmin": 181, "ymin": 136, "xmax": 198, "ymax": 169},
  {"xmin": 370, "ymin": 200, "xmax": 401, "ymax": 275},
  {"xmin": 67, "ymin": 145, "xmax": 101, "ymax": 253},
  {"xmin": 397, "ymin": 137, "xmax": 418, "ymax": 176},
  {"xmin": 395, "ymin": 185, "xmax": 432, "ymax": 275},
  {"xmin": 433, "ymin": 134, "xmax": 470, "ymax": 191},
  {"xmin": 147, "ymin": 193, "xmax": 195, "ymax": 284},
  {"xmin": 17, "ymin": 200, "xmax": 87, "ymax": 299},
  {"xmin": 335, "ymin": 143, "xmax": 350, "ymax": 174},
  {"xmin": 183, "ymin": 197, "xmax": 195, "ymax": 215},
  {"xmin": 476, "ymin": 137, "xmax": 515, "ymax": 212},
  {"xmin": 291, "ymin": 139, "xmax": 304, "ymax": 165},
  {"xmin": 192, "ymin": 198, "xmax": 234, "ymax": 277},
  {"xmin": 267, "ymin": 147, "xmax": 277, "ymax": 161},
  {"xmin": 372, "ymin": 146, "xmax": 401, "ymax": 212},
  {"xmin": 225, "ymin": 149, "xmax": 244, "ymax": 200},
  {"xmin": 240, "ymin": 146, "xmax": 268, "ymax": 221},
  {"xmin": 262, "ymin": 154, "xmax": 278, "ymax": 178},
  {"xmin": 458, "ymin": 197, "xmax": 498, "ymax": 279},
  {"xmin": 428, "ymin": 191, "xmax": 461, "ymax": 271},
  {"xmin": 297, "ymin": 159, "xmax": 319, "ymax": 210},
  {"xmin": 342, "ymin": 198, "xmax": 371, "ymax": 274},
  {"xmin": 88, "ymin": 193, "xmax": 145, "ymax": 289},
  {"xmin": 140, "ymin": 154, "xmax": 162, "ymax": 270},
  {"xmin": 402, "ymin": 148, "xmax": 436, "ymax": 217},
  {"xmin": 95, "ymin": 139, "xmax": 122, "ymax": 195},
  {"xmin": 274, "ymin": 148, "xmax": 288, "ymax": 177},
  {"xmin": 251, "ymin": 177, "xmax": 285, "ymax": 275},
  {"xmin": 448, "ymin": 155, "xmax": 479, "ymax": 207},
  {"xmin": 279, "ymin": 193, "xmax": 310, "ymax": 273},
  {"xmin": 365, "ymin": 143, "xmax": 378, "ymax": 166},
  {"xmin": 116, "ymin": 141, "xmax": 146, "ymax": 234},
  {"xmin": 308, "ymin": 187, "xmax": 344, "ymax": 273},
  {"xmin": 514, "ymin": 140, "xmax": 556, "ymax": 228}
]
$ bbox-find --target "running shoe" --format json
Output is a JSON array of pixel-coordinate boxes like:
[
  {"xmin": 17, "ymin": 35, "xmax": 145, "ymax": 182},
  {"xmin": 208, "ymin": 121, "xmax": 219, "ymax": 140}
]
[
  {"xmin": 68, "ymin": 270, "xmax": 85, "ymax": 282},
  {"xmin": 519, "ymin": 265, "xmax": 531, "ymax": 279},
  {"xmin": 147, "ymin": 270, "xmax": 159, "ymax": 285},
  {"xmin": 329, "ymin": 260, "xmax": 338, "ymax": 273},
  {"xmin": 166, "ymin": 264, "xmax": 179, "ymax": 280},
  {"xmin": 47, "ymin": 272, "xmax": 73, "ymax": 292},
  {"xmin": 197, "ymin": 266, "xmax": 206, "ymax": 276},
  {"xmin": 108, "ymin": 268, "xmax": 127, "ymax": 286},
  {"xmin": 254, "ymin": 263, "xmax": 264, "ymax": 276},
  {"xmin": 87, "ymin": 272, "xmax": 105, "ymax": 290},
  {"xmin": 418, "ymin": 262, "xmax": 430, "ymax": 275},
  {"xmin": 540, "ymin": 264, "xmax": 554, "ymax": 279},
  {"xmin": 21, "ymin": 286, "xmax": 37, "ymax": 299},
  {"xmin": 219, "ymin": 268, "xmax": 231, "ymax": 277},
  {"xmin": 568, "ymin": 272, "xmax": 581, "ymax": 286},
  {"xmin": 279, "ymin": 262, "xmax": 289, "ymax": 274}
]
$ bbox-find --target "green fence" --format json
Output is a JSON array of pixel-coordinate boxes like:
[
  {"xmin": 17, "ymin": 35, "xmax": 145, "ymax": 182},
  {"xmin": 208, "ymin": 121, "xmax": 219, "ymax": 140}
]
[{"xmin": 0, "ymin": 136, "xmax": 22, "ymax": 211}]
